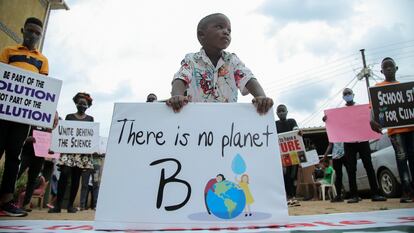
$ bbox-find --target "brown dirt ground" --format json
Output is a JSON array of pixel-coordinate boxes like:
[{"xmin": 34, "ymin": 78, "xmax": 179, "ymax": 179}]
[{"xmin": 0, "ymin": 198, "xmax": 413, "ymax": 221}]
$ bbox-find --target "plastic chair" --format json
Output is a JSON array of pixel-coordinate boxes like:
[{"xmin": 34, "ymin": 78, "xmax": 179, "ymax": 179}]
[
  {"xmin": 319, "ymin": 170, "xmax": 337, "ymax": 201},
  {"xmin": 18, "ymin": 176, "xmax": 49, "ymax": 209}
]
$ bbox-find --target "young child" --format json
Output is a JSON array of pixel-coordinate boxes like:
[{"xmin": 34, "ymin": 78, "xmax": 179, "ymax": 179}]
[
  {"xmin": 236, "ymin": 174, "xmax": 254, "ymax": 216},
  {"xmin": 166, "ymin": 13, "xmax": 273, "ymax": 114},
  {"xmin": 0, "ymin": 17, "xmax": 49, "ymax": 217},
  {"xmin": 316, "ymin": 160, "xmax": 333, "ymax": 185},
  {"xmin": 371, "ymin": 57, "xmax": 414, "ymax": 203}
]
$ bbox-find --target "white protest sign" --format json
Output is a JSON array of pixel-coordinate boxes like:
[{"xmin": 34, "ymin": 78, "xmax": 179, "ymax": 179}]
[
  {"xmin": 51, "ymin": 120, "xmax": 100, "ymax": 154},
  {"xmin": 278, "ymin": 130, "xmax": 307, "ymax": 167},
  {"xmin": 95, "ymin": 103, "xmax": 288, "ymax": 231},
  {"xmin": 0, "ymin": 63, "xmax": 61, "ymax": 128},
  {"xmin": 301, "ymin": 150, "xmax": 320, "ymax": 168}
]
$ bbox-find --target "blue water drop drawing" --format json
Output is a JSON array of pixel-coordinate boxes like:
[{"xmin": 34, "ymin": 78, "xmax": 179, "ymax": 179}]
[{"xmin": 232, "ymin": 154, "xmax": 246, "ymax": 175}]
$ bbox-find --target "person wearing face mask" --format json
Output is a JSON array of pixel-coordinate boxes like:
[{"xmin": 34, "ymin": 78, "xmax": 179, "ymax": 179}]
[
  {"xmin": 275, "ymin": 104, "xmax": 302, "ymax": 207},
  {"xmin": 49, "ymin": 92, "xmax": 95, "ymax": 213},
  {"xmin": 325, "ymin": 88, "xmax": 386, "ymax": 204}
]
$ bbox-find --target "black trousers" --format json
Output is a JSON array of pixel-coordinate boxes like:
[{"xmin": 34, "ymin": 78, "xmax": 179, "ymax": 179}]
[
  {"xmin": 284, "ymin": 164, "xmax": 299, "ymax": 198},
  {"xmin": 332, "ymin": 156, "xmax": 348, "ymax": 197},
  {"xmin": 344, "ymin": 141, "xmax": 380, "ymax": 198},
  {"xmin": 0, "ymin": 120, "xmax": 30, "ymax": 201},
  {"xmin": 17, "ymin": 150, "xmax": 44, "ymax": 206},
  {"xmin": 55, "ymin": 165, "xmax": 82, "ymax": 209}
]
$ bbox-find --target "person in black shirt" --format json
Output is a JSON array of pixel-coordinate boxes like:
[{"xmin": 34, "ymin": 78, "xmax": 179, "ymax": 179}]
[{"xmin": 275, "ymin": 104, "xmax": 301, "ymax": 206}]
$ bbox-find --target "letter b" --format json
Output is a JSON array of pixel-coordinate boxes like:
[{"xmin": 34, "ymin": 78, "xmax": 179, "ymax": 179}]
[{"xmin": 150, "ymin": 158, "xmax": 191, "ymax": 211}]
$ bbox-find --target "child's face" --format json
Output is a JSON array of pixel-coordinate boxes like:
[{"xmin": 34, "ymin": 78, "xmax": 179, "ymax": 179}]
[
  {"xmin": 216, "ymin": 175, "xmax": 223, "ymax": 182},
  {"xmin": 22, "ymin": 23, "xmax": 42, "ymax": 49},
  {"xmin": 199, "ymin": 15, "xmax": 231, "ymax": 52},
  {"xmin": 381, "ymin": 59, "xmax": 397, "ymax": 79},
  {"xmin": 276, "ymin": 106, "xmax": 287, "ymax": 120},
  {"xmin": 242, "ymin": 175, "xmax": 248, "ymax": 182}
]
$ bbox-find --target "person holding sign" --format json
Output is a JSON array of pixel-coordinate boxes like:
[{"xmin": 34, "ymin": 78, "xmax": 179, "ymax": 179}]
[
  {"xmin": 371, "ymin": 57, "xmax": 414, "ymax": 203},
  {"xmin": 16, "ymin": 127, "xmax": 55, "ymax": 212},
  {"xmin": 0, "ymin": 17, "xmax": 50, "ymax": 217},
  {"xmin": 275, "ymin": 104, "xmax": 302, "ymax": 207},
  {"xmin": 323, "ymin": 142, "xmax": 346, "ymax": 202},
  {"xmin": 49, "ymin": 92, "xmax": 95, "ymax": 213},
  {"xmin": 325, "ymin": 88, "xmax": 386, "ymax": 204},
  {"xmin": 166, "ymin": 13, "xmax": 273, "ymax": 114}
]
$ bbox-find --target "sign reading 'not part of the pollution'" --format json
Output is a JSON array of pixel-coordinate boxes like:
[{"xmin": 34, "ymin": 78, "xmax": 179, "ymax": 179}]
[
  {"xmin": 369, "ymin": 81, "xmax": 414, "ymax": 128},
  {"xmin": 0, "ymin": 63, "xmax": 62, "ymax": 128}
]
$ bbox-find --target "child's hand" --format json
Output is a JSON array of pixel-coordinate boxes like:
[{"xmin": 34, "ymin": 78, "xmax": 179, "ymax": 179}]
[
  {"xmin": 166, "ymin": 95, "xmax": 189, "ymax": 113},
  {"xmin": 252, "ymin": 96, "xmax": 273, "ymax": 115}
]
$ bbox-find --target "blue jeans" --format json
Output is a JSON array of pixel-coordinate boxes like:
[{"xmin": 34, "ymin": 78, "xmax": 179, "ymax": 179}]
[{"xmin": 390, "ymin": 131, "xmax": 414, "ymax": 195}]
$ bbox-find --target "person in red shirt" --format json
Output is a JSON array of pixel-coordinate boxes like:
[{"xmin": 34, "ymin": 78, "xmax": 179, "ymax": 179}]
[{"xmin": 371, "ymin": 57, "xmax": 414, "ymax": 203}]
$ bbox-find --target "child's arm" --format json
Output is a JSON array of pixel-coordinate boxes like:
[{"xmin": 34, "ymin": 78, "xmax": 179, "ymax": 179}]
[
  {"xmin": 245, "ymin": 79, "xmax": 274, "ymax": 115},
  {"xmin": 166, "ymin": 79, "xmax": 190, "ymax": 113}
]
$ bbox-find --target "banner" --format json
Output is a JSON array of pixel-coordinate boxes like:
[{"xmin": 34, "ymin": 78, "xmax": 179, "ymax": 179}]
[
  {"xmin": 1, "ymin": 208, "xmax": 414, "ymax": 232},
  {"xmin": 95, "ymin": 103, "xmax": 288, "ymax": 231},
  {"xmin": 0, "ymin": 63, "xmax": 62, "ymax": 128},
  {"xmin": 51, "ymin": 120, "xmax": 100, "ymax": 154},
  {"xmin": 32, "ymin": 130, "xmax": 60, "ymax": 159},
  {"xmin": 278, "ymin": 130, "xmax": 306, "ymax": 167},
  {"xmin": 369, "ymin": 81, "xmax": 414, "ymax": 128},
  {"xmin": 324, "ymin": 104, "xmax": 381, "ymax": 143}
]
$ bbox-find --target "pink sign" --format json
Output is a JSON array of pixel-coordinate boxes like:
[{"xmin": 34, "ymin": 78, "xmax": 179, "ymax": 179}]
[
  {"xmin": 324, "ymin": 104, "xmax": 381, "ymax": 143},
  {"xmin": 32, "ymin": 130, "xmax": 60, "ymax": 159}
]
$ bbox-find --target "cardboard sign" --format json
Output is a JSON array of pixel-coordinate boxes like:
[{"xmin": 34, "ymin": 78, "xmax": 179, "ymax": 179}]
[
  {"xmin": 95, "ymin": 103, "xmax": 288, "ymax": 231},
  {"xmin": 0, "ymin": 63, "xmax": 62, "ymax": 128},
  {"xmin": 369, "ymin": 81, "xmax": 414, "ymax": 128},
  {"xmin": 324, "ymin": 104, "xmax": 381, "ymax": 143},
  {"xmin": 301, "ymin": 150, "xmax": 320, "ymax": 168},
  {"xmin": 32, "ymin": 130, "xmax": 60, "ymax": 159},
  {"xmin": 51, "ymin": 120, "xmax": 100, "ymax": 154},
  {"xmin": 278, "ymin": 130, "xmax": 306, "ymax": 167}
]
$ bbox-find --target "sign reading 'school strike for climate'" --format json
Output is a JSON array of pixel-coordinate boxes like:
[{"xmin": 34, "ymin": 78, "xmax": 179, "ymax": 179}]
[
  {"xmin": 277, "ymin": 130, "xmax": 307, "ymax": 167},
  {"xmin": 95, "ymin": 103, "xmax": 288, "ymax": 231},
  {"xmin": 51, "ymin": 120, "xmax": 100, "ymax": 154},
  {"xmin": 369, "ymin": 81, "xmax": 414, "ymax": 128},
  {"xmin": 0, "ymin": 63, "xmax": 62, "ymax": 128}
]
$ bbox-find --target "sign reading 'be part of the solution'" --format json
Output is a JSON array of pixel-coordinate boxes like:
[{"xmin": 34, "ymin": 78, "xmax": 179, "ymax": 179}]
[
  {"xmin": 51, "ymin": 120, "xmax": 100, "ymax": 154},
  {"xmin": 0, "ymin": 63, "xmax": 61, "ymax": 128},
  {"xmin": 95, "ymin": 103, "xmax": 288, "ymax": 231}
]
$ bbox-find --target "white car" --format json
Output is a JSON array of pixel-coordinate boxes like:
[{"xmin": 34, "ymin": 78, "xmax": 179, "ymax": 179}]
[{"xmin": 341, "ymin": 135, "xmax": 401, "ymax": 198}]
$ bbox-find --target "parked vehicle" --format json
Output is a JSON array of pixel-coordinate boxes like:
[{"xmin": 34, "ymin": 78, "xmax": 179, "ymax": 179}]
[{"xmin": 341, "ymin": 135, "xmax": 401, "ymax": 198}]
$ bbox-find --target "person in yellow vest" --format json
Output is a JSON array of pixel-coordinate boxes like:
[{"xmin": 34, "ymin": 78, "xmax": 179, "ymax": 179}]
[{"xmin": 0, "ymin": 17, "xmax": 49, "ymax": 217}]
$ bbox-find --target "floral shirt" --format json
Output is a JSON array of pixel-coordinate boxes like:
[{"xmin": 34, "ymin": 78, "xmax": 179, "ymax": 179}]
[{"xmin": 173, "ymin": 49, "xmax": 255, "ymax": 102}]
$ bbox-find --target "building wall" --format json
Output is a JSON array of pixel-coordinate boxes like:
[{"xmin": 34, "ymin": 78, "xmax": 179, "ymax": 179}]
[{"xmin": 0, "ymin": 0, "xmax": 48, "ymax": 50}]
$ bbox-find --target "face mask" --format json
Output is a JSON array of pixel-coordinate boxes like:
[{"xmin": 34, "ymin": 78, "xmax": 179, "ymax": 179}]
[
  {"xmin": 343, "ymin": 94, "xmax": 354, "ymax": 102},
  {"xmin": 76, "ymin": 104, "xmax": 88, "ymax": 113}
]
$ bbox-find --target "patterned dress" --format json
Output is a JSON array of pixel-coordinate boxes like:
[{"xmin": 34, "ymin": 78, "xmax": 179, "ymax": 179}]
[
  {"xmin": 173, "ymin": 49, "xmax": 255, "ymax": 103},
  {"xmin": 57, "ymin": 113, "xmax": 94, "ymax": 169}
]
